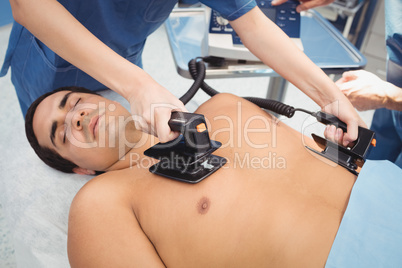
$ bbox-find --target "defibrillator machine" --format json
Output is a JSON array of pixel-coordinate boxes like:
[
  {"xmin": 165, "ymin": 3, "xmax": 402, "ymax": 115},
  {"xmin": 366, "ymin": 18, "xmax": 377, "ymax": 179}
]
[{"xmin": 203, "ymin": 0, "xmax": 303, "ymax": 61}]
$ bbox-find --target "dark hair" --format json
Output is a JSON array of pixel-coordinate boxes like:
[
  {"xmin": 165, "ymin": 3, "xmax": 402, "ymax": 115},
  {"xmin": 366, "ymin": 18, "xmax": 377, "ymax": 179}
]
[{"xmin": 25, "ymin": 86, "xmax": 100, "ymax": 173}]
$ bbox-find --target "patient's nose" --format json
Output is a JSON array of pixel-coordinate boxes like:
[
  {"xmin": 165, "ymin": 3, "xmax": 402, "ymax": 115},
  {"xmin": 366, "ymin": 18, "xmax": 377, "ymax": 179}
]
[{"xmin": 71, "ymin": 110, "xmax": 87, "ymax": 130}]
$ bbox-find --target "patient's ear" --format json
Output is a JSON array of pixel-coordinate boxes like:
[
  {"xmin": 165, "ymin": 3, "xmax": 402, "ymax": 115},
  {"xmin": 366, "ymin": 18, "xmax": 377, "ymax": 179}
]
[{"xmin": 72, "ymin": 167, "xmax": 96, "ymax": 175}]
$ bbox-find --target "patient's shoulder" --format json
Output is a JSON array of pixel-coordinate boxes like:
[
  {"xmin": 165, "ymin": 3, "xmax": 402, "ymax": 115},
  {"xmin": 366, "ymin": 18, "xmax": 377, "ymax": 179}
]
[
  {"xmin": 70, "ymin": 170, "xmax": 131, "ymax": 214},
  {"xmin": 67, "ymin": 170, "xmax": 165, "ymax": 267}
]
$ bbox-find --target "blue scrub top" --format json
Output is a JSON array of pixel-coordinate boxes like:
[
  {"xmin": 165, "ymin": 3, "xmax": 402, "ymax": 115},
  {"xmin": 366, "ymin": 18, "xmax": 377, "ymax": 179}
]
[
  {"xmin": 368, "ymin": 0, "xmax": 402, "ymax": 168},
  {"xmin": 0, "ymin": 0, "xmax": 256, "ymax": 116},
  {"xmin": 385, "ymin": 0, "xmax": 402, "ymax": 87}
]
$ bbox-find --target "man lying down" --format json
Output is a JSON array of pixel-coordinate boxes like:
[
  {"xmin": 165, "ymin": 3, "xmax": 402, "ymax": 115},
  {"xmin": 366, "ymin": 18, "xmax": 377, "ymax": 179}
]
[{"xmin": 25, "ymin": 86, "xmax": 402, "ymax": 267}]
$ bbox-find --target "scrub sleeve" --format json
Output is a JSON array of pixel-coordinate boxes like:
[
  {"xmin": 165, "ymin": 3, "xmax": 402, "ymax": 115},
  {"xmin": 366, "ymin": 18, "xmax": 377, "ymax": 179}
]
[
  {"xmin": 0, "ymin": 0, "xmax": 256, "ymax": 117},
  {"xmin": 368, "ymin": 0, "xmax": 402, "ymax": 168}
]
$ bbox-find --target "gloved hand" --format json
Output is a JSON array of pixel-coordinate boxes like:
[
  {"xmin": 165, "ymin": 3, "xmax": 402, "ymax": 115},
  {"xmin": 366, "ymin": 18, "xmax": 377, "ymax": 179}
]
[
  {"xmin": 271, "ymin": 0, "xmax": 335, "ymax": 13},
  {"xmin": 336, "ymin": 70, "xmax": 401, "ymax": 111}
]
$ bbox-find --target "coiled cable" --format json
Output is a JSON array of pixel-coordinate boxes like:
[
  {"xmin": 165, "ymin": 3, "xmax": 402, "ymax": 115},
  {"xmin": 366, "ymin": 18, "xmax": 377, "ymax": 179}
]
[
  {"xmin": 184, "ymin": 58, "xmax": 306, "ymax": 119},
  {"xmin": 187, "ymin": 58, "xmax": 219, "ymax": 97},
  {"xmin": 179, "ymin": 59, "xmax": 206, "ymax": 104}
]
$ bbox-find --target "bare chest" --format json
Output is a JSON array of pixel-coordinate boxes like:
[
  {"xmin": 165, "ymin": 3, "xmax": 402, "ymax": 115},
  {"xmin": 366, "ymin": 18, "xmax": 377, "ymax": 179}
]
[{"xmin": 131, "ymin": 166, "xmax": 352, "ymax": 267}]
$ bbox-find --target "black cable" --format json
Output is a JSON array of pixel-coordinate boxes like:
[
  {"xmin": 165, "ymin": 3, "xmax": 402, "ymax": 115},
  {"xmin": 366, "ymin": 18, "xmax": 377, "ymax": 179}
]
[
  {"xmin": 188, "ymin": 58, "xmax": 219, "ymax": 97},
  {"xmin": 184, "ymin": 58, "xmax": 307, "ymax": 119},
  {"xmin": 294, "ymin": 108, "xmax": 314, "ymax": 116},
  {"xmin": 179, "ymin": 59, "xmax": 206, "ymax": 105},
  {"xmin": 243, "ymin": 96, "xmax": 296, "ymax": 118}
]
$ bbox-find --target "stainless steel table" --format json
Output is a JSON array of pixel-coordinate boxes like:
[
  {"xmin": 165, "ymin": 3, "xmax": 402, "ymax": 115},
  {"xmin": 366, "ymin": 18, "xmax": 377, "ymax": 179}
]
[{"xmin": 164, "ymin": 8, "xmax": 366, "ymax": 101}]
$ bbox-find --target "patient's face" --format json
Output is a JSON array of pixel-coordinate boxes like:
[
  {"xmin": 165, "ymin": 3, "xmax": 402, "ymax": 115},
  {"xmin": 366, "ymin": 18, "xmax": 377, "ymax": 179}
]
[{"xmin": 33, "ymin": 91, "xmax": 142, "ymax": 171}]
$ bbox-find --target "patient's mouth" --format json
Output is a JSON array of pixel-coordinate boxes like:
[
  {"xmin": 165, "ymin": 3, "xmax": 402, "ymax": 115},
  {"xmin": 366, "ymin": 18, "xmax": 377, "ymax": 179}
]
[{"xmin": 89, "ymin": 114, "xmax": 102, "ymax": 139}]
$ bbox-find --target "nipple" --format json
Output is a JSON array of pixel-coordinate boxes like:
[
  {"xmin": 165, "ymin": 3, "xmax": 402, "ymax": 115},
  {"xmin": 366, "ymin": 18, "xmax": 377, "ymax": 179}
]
[{"xmin": 197, "ymin": 196, "xmax": 210, "ymax": 215}]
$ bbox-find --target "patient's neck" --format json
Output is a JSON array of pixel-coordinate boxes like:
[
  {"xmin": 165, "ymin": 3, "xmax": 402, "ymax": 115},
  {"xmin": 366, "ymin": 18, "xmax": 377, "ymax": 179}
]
[{"xmin": 105, "ymin": 137, "xmax": 158, "ymax": 172}]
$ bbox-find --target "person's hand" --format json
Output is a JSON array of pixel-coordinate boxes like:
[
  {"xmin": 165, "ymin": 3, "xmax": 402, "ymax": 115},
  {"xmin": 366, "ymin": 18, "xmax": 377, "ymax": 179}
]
[
  {"xmin": 335, "ymin": 70, "xmax": 399, "ymax": 111},
  {"xmin": 324, "ymin": 124, "xmax": 346, "ymax": 145},
  {"xmin": 271, "ymin": 0, "xmax": 335, "ymax": 12},
  {"xmin": 321, "ymin": 95, "xmax": 367, "ymax": 147},
  {"xmin": 127, "ymin": 84, "xmax": 187, "ymax": 143}
]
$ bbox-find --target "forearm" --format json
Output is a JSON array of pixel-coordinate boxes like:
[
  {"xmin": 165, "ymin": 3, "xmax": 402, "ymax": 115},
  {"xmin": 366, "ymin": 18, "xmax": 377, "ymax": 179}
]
[
  {"xmin": 10, "ymin": 0, "xmax": 155, "ymax": 100},
  {"xmin": 230, "ymin": 7, "xmax": 344, "ymax": 108},
  {"xmin": 384, "ymin": 83, "xmax": 402, "ymax": 111}
]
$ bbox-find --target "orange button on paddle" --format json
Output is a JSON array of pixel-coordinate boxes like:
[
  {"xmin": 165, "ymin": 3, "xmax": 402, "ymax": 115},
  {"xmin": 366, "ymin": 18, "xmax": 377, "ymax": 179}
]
[
  {"xmin": 196, "ymin": 123, "xmax": 207, "ymax": 132},
  {"xmin": 371, "ymin": 138, "xmax": 377, "ymax": 147}
]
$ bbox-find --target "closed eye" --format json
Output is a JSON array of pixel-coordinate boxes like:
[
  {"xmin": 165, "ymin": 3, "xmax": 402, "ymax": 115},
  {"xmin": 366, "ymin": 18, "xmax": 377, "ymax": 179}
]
[
  {"xmin": 63, "ymin": 124, "xmax": 67, "ymax": 144},
  {"xmin": 63, "ymin": 98, "xmax": 82, "ymax": 144},
  {"xmin": 72, "ymin": 97, "xmax": 81, "ymax": 110}
]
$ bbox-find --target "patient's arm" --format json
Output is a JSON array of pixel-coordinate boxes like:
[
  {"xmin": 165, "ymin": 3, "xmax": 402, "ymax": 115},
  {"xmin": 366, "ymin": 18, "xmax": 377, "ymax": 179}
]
[{"xmin": 67, "ymin": 174, "xmax": 165, "ymax": 268}]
